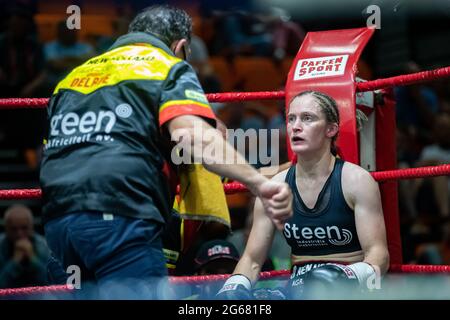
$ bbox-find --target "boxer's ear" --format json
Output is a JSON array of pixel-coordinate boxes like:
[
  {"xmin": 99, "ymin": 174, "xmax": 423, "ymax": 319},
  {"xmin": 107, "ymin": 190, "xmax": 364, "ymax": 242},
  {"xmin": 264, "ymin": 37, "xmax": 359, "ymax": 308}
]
[{"xmin": 326, "ymin": 123, "xmax": 339, "ymax": 139}]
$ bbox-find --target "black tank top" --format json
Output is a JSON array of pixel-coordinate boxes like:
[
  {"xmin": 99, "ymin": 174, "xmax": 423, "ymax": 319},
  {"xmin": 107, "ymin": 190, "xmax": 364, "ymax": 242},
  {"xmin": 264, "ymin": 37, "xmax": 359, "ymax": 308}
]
[{"xmin": 283, "ymin": 158, "xmax": 362, "ymax": 256}]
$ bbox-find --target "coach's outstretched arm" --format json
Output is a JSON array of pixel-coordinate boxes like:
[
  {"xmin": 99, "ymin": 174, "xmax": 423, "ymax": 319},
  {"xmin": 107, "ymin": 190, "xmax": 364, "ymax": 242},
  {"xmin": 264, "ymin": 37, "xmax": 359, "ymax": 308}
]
[{"xmin": 167, "ymin": 114, "xmax": 293, "ymax": 231}]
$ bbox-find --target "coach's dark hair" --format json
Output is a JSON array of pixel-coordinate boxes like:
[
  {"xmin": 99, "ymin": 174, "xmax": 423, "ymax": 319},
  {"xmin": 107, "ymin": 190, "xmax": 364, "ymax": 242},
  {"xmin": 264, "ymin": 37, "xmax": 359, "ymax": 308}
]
[
  {"xmin": 290, "ymin": 90, "xmax": 340, "ymax": 155},
  {"xmin": 128, "ymin": 5, "xmax": 192, "ymax": 47}
]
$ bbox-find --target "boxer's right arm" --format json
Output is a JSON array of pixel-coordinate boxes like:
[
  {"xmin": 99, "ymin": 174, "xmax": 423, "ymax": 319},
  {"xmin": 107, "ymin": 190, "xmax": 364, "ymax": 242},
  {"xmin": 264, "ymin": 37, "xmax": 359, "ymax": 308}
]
[
  {"xmin": 233, "ymin": 197, "xmax": 276, "ymax": 282},
  {"xmin": 216, "ymin": 197, "xmax": 276, "ymax": 299}
]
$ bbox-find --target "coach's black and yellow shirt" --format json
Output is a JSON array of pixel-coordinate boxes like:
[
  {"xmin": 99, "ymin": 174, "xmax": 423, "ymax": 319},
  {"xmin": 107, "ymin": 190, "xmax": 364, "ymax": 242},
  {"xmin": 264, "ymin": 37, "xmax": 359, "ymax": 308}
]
[{"xmin": 40, "ymin": 32, "xmax": 215, "ymax": 224}]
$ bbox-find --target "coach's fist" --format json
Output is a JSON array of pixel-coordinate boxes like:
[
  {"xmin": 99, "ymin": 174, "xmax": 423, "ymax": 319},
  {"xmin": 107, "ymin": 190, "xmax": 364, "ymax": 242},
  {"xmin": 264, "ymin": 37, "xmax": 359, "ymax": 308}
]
[{"xmin": 258, "ymin": 180, "xmax": 293, "ymax": 230}]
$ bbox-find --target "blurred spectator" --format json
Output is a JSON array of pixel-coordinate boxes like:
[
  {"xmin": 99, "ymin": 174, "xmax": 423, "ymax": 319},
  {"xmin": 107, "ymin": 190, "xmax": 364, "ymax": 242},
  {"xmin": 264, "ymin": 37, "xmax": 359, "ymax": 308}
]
[
  {"xmin": 0, "ymin": 8, "xmax": 47, "ymax": 153},
  {"xmin": 207, "ymin": 9, "xmax": 272, "ymax": 57},
  {"xmin": 397, "ymin": 125, "xmax": 423, "ymax": 224},
  {"xmin": 263, "ymin": 7, "xmax": 305, "ymax": 62},
  {"xmin": 395, "ymin": 62, "xmax": 440, "ymax": 142},
  {"xmin": 191, "ymin": 239, "xmax": 240, "ymax": 299},
  {"xmin": 222, "ymin": 102, "xmax": 245, "ymax": 130},
  {"xmin": 399, "ymin": 113, "xmax": 450, "ymax": 255},
  {"xmin": 0, "ymin": 1, "xmax": 38, "ymax": 33},
  {"xmin": 194, "ymin": 239, "xmax": 240, "ymax": 275},
  {"xmin": 394, "ymin": 63, "xmax": 442, "ymax": 236},
  {"xmin": 419, "ymin": 113, "xmax": 450, "ymax": 166},
  {"xmin": 268, "ymin": 96, "xmax": 289, "ymax": 165},
  {"xmin": 0, "ymin": 8, "xmax": 45, "ymax": 98},
  {"xmin": 414, "ymin": 113, "xmax": 450, "ymax": 222},
  {"xmin": 397, "ymin": 125, "xmax": 422, "ymax": 168},
  {"xmin": 96, "ymin": 18, "xmax": 130, "ymax": 54},
  {"xmin": 239, "ymin": 103, "xmax": 270, "ymax": 169},
  {"xmin": 198, "ymin": 0, "xmax": 255, "ymax": 57},
  {"xmin": 431, "ymin": 78, "xmax": 450, "ymax": 115},
  {"xmin": 0, "ymin": 205, "xmax": 51, "ymax": 288},
  {"xmin": 164, "ymin": 219, "xmax": 230, "ymax": 277},
  {"xmin": 43, "ymin": 20, "xmax": 95, "ymax": 94},
  {"xmin": 415, "ymin": 223, "xmax": 450, "ymax": 265},
  {"xmin": 188, "ymin": 35, "xmax": 222, "ymax": 92}
]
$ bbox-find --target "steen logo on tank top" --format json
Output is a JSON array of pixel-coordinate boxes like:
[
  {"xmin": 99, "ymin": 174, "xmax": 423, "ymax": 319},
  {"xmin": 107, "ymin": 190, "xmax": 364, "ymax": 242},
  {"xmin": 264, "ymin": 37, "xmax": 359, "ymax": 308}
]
[{"xmin": 283, "ymin": 223, "xmax": 353, "ymax": 247}]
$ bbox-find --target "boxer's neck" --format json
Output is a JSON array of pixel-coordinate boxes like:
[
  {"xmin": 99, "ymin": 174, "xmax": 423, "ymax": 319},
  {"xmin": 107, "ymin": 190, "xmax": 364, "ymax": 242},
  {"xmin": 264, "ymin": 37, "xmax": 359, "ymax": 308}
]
[{"xmin": 296, "ymin": 151, "xmax": 335, "ymax": 180}]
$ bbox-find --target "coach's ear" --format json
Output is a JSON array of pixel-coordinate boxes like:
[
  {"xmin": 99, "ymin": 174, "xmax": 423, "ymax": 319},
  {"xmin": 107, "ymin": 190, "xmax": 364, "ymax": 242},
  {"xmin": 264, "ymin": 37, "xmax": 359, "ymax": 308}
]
[{"xmin": 171, "ymin": 39, "xmax": 189, "ymax": 60}]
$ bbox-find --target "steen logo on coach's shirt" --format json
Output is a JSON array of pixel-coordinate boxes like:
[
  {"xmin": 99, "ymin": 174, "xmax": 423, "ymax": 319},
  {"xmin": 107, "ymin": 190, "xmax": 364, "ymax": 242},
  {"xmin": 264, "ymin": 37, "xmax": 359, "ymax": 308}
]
[
  {"xmin": 293, "ymin": 55, "xmax": 349, "ymax": 80},
  {"xmin": 44, "ymin": 104, "xmax": 133, "ymax": 150},
  {"xmin": 284, "ymin": 223, "xmax": 353, "ymax": 247}
]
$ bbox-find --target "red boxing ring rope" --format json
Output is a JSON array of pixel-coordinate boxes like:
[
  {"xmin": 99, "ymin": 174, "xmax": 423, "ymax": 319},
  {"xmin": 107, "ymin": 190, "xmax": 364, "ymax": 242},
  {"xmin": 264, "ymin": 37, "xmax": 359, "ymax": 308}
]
[
  {"xmin": 1, "ymin": 264, "xmax": 450, "ymax": 297},
  {"xmin": 1, "ymin": 66, "xmax": 450, "ymax": 109},
  {"xmin": 171, "ymin": 264, "xmax": 450, "ymax": 284},
  {"xmin": 1, "ymin": 164, "xmax": 448, "ymax": 199},
  {"xmin": 356, "ymin": 65, "xmax": 450, "ymax": 92},
  {"xmin": 222, "ymin": 164, "xmax": 450, "ymax": 194},
  {"xmin": 0, "ymin": 285, "xmax": 72, "ymax": 297},
  {"xmin": 0, "ymin": 188, "xmax": 42, "ymax": 200},
  {"xmin": 370, "ymin": 163, "xmax": 450, "ymax": 182}
]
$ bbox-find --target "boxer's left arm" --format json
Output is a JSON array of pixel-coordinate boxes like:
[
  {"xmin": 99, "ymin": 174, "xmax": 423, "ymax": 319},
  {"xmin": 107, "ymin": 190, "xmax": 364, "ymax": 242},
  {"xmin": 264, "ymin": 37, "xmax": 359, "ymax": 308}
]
[{"xmin": 345, "ymin": 164, "xmax": 390, "ymax": 277}]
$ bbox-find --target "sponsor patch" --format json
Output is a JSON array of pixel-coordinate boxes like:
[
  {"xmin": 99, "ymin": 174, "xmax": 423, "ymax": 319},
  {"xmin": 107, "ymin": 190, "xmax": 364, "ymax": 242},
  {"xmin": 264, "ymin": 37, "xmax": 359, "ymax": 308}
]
[{"xmin": 185, "ymin": 90, "xmax": 208, "ymax": 103}]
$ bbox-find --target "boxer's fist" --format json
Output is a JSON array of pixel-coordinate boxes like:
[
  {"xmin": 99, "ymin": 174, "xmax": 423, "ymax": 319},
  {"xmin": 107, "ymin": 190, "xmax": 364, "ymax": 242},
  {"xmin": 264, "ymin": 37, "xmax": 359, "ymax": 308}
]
[
  {"xmin": 216, "ymin": 274, "xmax": 253, "ymax": 300},
  {"xmin": 306, "ymin": 264, "xmax": 359, "ymax": 283},
  {"xmin": 301, "ymin": 264, "xmax": 360, "ymax": 298}
]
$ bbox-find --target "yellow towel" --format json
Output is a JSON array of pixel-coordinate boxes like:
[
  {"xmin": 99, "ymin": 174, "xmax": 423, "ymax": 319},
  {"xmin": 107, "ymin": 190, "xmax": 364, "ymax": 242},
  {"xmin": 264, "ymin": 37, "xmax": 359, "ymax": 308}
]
[{"xmin": 173, "ymin": 164, "xmax": 230, "ymax": 227}]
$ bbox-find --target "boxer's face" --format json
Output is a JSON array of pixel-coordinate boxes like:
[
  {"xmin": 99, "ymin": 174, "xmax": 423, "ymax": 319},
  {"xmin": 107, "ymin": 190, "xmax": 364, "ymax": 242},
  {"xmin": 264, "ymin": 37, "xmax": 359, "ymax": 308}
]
[{"xmin": 287, "ymin": 94, "xmax": 333, "ymax": 155}]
